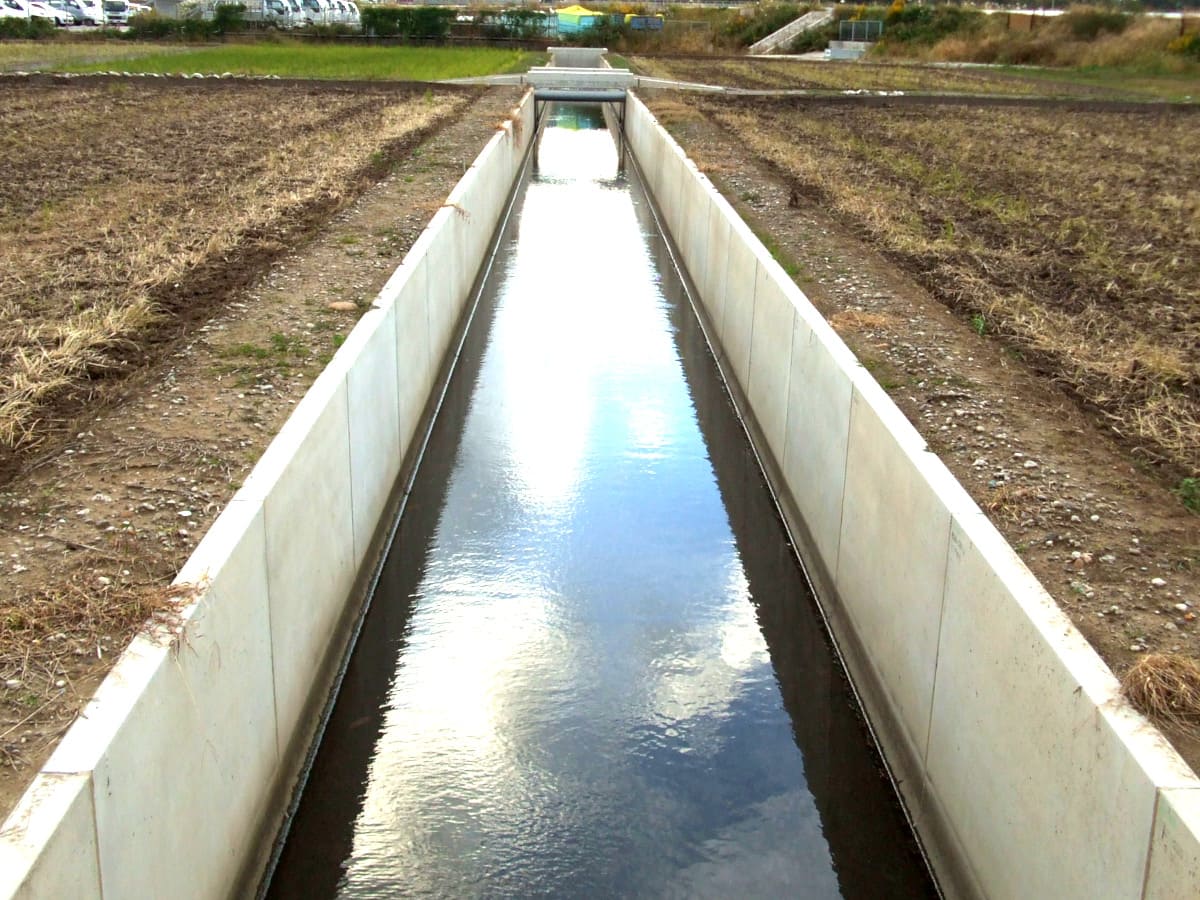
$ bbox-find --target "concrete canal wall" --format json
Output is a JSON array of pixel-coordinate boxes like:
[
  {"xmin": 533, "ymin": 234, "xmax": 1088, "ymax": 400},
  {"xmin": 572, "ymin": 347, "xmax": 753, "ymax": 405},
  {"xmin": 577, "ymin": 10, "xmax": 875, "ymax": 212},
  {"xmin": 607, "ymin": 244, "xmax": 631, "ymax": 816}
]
[
  {"xmin": 622, "ymin": 91, "xmax": 1200, "ymax": 899},
  {"xmin": 0, "ymin": 93, "xmax": 535, "ymax": 900}
]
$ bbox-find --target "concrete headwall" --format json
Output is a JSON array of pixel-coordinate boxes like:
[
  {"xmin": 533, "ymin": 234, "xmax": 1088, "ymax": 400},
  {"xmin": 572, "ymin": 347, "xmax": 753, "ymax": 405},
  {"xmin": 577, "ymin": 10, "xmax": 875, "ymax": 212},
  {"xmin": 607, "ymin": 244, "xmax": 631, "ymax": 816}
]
[
  {"xmin": 623, "ymin": 91, "xmax": 1200, "ymax": 899},
  {"xmin": 0, "ymin": 91, "xmax": 535, "ymax": 900},
  {"xmin": 548, "ymin": 45, "xmax": 608, "ymax": 68}
]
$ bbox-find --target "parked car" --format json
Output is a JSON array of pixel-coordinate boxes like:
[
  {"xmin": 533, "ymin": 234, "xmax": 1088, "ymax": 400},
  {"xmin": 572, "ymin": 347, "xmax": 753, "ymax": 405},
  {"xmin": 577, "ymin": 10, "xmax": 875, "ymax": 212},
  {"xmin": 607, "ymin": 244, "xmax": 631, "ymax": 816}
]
[
  {"xmin": 66, "ymin": 0, "xmax": 102, "ymax": 23},
  {"xmin": 31, "ymin": 0, "xmax": 70, "ymax": 22},
  {"xmin": 46, "ymin": 0, "xmax": 85, "ymax": 23},
  {"xmin": 9, "ymin": 0, "xmax": 67, "ymax": 24},
  {"xmin": 101, "ymin": 0, "xmax": 128, "ymax": 24},
  {"xmin": 258, "ymin": 0, "xmax": 296, "ymax": 28},
  {"xmin": 299, "ymin": 0, "xmax": 328, "ymax": 26}
]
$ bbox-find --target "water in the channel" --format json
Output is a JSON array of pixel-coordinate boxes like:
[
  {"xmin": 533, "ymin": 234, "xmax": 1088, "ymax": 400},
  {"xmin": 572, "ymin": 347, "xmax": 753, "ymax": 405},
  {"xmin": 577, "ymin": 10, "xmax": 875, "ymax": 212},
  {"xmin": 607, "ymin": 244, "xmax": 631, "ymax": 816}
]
[{"xmin": 266, "ymin": 104, "xmax": 938, "ymax": 899}]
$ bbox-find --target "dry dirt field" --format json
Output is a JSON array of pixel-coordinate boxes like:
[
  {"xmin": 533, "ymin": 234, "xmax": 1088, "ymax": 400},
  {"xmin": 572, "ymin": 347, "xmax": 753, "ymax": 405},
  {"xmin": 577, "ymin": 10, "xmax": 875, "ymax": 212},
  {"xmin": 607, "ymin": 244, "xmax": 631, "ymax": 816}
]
[
  {"xmin": 632, "ymin": 54, "xmax": 1192, "ymax": 101},
  {"xmin": 0, "ymin": 75, "xmax": 521, "ymax": 814}
]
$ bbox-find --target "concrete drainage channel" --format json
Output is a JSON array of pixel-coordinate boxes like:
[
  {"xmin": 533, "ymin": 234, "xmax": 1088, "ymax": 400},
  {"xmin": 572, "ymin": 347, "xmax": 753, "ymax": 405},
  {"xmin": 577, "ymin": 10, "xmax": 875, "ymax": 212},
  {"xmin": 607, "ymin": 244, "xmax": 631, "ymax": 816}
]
[{"xmin": 2, "ymin": 52, "xmax": 1198, "ymax": 899}]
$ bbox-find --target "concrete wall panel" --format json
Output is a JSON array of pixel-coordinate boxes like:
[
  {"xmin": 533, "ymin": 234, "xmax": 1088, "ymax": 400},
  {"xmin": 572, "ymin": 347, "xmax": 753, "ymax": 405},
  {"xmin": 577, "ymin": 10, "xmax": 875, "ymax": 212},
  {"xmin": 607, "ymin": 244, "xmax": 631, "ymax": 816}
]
[
  {"xmin": 720, "ymin": 229, "xmax": 758, "ymax": 393},
  {"xmin": 677, "ymin": 165, "xmax": 712, "ymax": 289},
  {"xmin": 781, "ymin": 309, "xmax": 855, "ymax": 573},
  {"xmin": 423, "ymin": 209, "xmax": 460, "ymax": 364},
  {"xmin": 394, "ymin": 256, "xmax": 433, "ymax": 455},
  {"xmin": 240, "ymin": 371, "xmax": 355, "ymax": 750},
  {"xmin": 1147, "ymin": 789, "xmax": 1200, "ymax": 899},
  {"xmin": 835, "ymin": 385, "xmax": 950, "ymax": 761},
  {"xmin": 446, "ymin": 165, "xmax": 488, "ymax": 271},
  {"xmin": 344, "ymin": 306, "xmax": 403, "ymax": 558},
  {"xmin": 699, "ymin": 196, "xmax": 734, "ymax": 342},
  {"xmin": 73, "ymin": 500, "xmax": 276, "ymax": 900},
  {"xmin": 747, "ymin": 266, "xmax": 795, "ymax": 465},
  {"xmin": 928, "ymin": 510, "xmax": 1177, "ymax": 898},
  {"xmin": 657, "ymin": 142, "xmax": 686, "ymax": 240},
  {"xmin": 0, "ymin": 775, "xmax": 100, "ymax": 900}
]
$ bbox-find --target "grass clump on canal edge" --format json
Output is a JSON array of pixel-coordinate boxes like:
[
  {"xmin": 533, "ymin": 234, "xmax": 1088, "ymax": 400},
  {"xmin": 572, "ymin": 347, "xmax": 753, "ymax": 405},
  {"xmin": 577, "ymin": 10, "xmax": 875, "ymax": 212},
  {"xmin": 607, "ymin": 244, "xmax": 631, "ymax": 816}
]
[
  {"xmin": 1123, "ymin": 653, "xmax": 1200, "ymax": 737},
  {"xmin": 61, "ymin": 43, "xmax": 539, "ymax": 81}
]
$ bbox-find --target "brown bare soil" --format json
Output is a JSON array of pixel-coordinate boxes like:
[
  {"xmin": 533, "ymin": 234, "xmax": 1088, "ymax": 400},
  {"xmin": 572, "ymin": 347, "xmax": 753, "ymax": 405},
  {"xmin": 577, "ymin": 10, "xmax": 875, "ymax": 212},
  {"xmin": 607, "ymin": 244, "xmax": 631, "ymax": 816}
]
[
  {"xmin": 697, "ymin": 95, "xmax": 1200, "ymax": 480},
  {"xmin": 630, "ymin": 54, "xmax": 1185, "ymax": 101},
  {"xmin": 641, "ymin": 90, "xmax": 1200, "ymax": 772},
  {"xmin": 0, "ymin": 77, "xmax": 475, "ymax": 471},
  {"xmin": 0, "ymin": 77, "xmax": 522, "ymax": 816}
]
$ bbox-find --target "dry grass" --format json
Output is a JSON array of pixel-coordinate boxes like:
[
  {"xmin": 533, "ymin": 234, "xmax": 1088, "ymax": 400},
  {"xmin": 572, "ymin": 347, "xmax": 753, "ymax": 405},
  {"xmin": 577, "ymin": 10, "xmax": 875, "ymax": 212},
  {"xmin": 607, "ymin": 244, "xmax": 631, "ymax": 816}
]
[
  {"xmin": 828, "ymin": 310, "xmax": 898, "ymax": 332},
  {"xmin": 633, "ymin": 55, "xmax": 1141, "ymax": 99},
  {"xmin": 695, "ymin": 98, "xmax": 1200, "ymax": 477},
  {"xmin": 1123, "ymin": 653, "xmax": 1200, "ymax": 736},
  {"xmin": 0, "ymin": 80, "xmax": 469, "ymax": 463},
  {"xmin": 0, "ymin": 539, "xmax": 189, "ymax": 768}
]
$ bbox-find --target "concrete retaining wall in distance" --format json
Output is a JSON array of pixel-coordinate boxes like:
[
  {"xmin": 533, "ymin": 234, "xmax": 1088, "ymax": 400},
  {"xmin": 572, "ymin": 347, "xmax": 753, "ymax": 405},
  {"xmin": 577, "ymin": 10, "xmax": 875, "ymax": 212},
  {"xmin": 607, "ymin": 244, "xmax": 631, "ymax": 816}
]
[
  {"xmin": 0, "ymin": 91, "xmax": 535, "ymax": 900},
  {"xmin": 624, "ymin": 91, "xmax": 1200, "ymax": 900}
]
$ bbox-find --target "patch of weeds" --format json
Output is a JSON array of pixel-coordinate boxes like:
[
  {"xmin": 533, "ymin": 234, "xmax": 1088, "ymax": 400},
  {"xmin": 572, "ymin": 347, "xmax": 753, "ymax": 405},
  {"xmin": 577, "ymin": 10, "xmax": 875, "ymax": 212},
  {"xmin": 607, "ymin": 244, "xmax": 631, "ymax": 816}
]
[
  {"xmin": 971, "ymin": 313, "xmax": 987, "ymax": 337},
  {"xmin": 754, "ymin": 230, "xmax": 804, "ymax": 280},
  {"xmin": 1176, "ymin": 478, "xmax": 1200, "ymax": 514},
  {"xmin": 332, "ymin": 333, "xmax": 346, "ymax": 351},
  {"xmin": 268, "ymin": 333, "xmax": 307, "ymax": 361},
  {"xmin": 861, "ymin": 355, "xmax": 903, "ymax": 392},
  {"xmin": 337, "ymin": 233, "xmax": 361, "ymax": 246},
  {"xmin": 221, "ymin": 343, "xmax": 270, "ymax": 360}
]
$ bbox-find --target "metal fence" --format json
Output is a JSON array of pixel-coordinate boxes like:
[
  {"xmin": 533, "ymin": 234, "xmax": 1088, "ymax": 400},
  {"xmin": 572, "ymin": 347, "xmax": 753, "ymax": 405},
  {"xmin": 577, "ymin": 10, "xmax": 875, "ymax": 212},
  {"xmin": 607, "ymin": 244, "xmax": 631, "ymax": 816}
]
[{"xmin": 839, "ymin": 19, "xmax": 883, "ymax": 42}]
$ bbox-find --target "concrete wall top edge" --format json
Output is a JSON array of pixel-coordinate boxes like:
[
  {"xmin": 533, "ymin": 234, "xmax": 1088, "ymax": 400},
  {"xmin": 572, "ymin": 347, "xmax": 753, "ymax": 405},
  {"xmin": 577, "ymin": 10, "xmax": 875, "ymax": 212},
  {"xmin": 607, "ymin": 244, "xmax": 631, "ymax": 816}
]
[
  {"xmin": 234, "ymin": 358, "xmax": 350, "ymax": 504},
  {"xmin": 951, "ymin": 505, "xmax": 1198, "ymax": 788},
  {"xmin": 329, "ymin": 303, "xmax": 388, "ymax": 365},
  {"xmin": 444, "ymin": 164, "xmax": 482, "ymax": 210},
  {"xmin": 0, "ymin": 772, "xmax": 97, "ymax": 899},
  {"xmin": 173, "ymin": 497, "xmax": 262, "ymax": 590},
  {"xmin": 848, "ymin": 369, "xmax": 928, "ymax": 456},
  {"xmin": 42, "ymin": 634, "xmax": 166, "ymax": 775}
]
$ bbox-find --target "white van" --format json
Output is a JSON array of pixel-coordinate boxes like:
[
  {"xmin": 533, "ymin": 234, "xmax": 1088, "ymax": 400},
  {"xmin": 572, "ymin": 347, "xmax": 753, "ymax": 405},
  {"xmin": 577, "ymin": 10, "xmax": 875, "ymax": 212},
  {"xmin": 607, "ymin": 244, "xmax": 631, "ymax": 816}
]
[
  {"xmin": 299, "ymin": 0, "xmax": 327, "ymax": 25},
  {"xmin": 101, "ymin": 0, "xmax": 128, "ymax": 24}
]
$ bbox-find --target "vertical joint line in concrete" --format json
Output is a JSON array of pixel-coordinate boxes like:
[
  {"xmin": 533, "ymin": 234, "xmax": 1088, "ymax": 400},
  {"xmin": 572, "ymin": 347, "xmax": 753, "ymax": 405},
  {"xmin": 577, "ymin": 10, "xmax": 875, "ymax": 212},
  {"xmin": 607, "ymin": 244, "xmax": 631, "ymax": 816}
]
[
  {"xmin": 1138, "ymin": 789, "xmax": 1164, "ymax": 899},
  {"xmin": 344, "ymin": 392, "xmax": 358, "ymax": 567},
  {"xmin": 833, "ymin": 390, "xmax": 855, "ymax": 582},
  {"xmin": 922, "ymin": 514, "xmax": 955, "ymax": 767},
  {"xmin": 259, "ymin": 504, "xmax": 281, "ymax": 761},
  {"xmin": 90, "ymin": 772, "xmax": 106, "ymax": 900}
]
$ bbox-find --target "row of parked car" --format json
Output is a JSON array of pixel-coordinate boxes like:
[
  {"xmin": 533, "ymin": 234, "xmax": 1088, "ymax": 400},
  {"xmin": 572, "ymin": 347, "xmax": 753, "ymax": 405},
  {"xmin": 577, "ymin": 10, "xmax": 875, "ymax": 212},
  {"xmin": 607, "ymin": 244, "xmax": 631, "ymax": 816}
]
[
  {"xmin": 0, "ymin": 0, "xmax": 357, "ymax": 27},
  {"xmin": 0, "ymin": 0, "xmax": 146, "ymax": 25},
  {"xmin": 179, "ymin": 0, "xmax": 360, "ymax": 29},
  {"xmin": 250, "ymin": 0, "xmax": 361, "ymax": 29}
]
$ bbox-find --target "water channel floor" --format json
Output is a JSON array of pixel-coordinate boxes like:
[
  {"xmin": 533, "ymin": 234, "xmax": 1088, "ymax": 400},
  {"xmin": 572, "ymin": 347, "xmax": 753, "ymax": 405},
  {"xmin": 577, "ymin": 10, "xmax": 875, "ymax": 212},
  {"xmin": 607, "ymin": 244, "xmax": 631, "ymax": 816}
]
[{"xmin": 267, "ymin": 106, "xmax": 937, "ymax": 899}]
